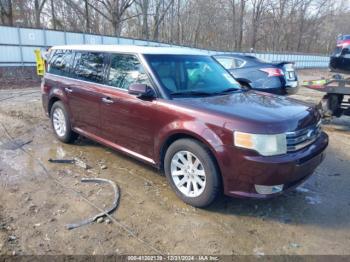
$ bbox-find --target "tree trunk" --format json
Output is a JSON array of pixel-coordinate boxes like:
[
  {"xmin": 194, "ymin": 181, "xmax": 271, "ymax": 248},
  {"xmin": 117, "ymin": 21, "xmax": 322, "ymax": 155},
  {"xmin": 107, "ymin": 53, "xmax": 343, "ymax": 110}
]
[
  {"xmin": 34, "ymin": 0, "xmax": 47, "ymax": 28},
  {"xmin": 141, "ymin": 0, "xmax": 149, "ymax": 39},
  {"xmin": 152, "ymin": 0, "xmax": 174, "ymax": 41},
  {"xmin": 296, "ymin": 13, "xmax": 306, "ymax": 51},
  {"xmin": 176, "ymin": 0, "xmax": 181, "ymax": 44},
  {"xmin": 35, "ymin": 0, "xmax": 41, "ymax": 27},
  {"xmin": 3, "ymin": 0, "xmax": 13, "ymax": 26},
  {"xmin": 230, "ymin": 0, "xmax": 236, "ymax": 49},
  {"xmin": 237, "ymin": 0, "xmax": 245, "ymax": 50},
  {"xmin": 84, "ymin": 0, "xmax": 90, "ymax": 33},
  {"xmin": 50, "ymin": 0, "xmax": 56, "ymax": 30},
  {"xmin": 112, "ymin": 15, "xmax": 123, "ymax": 36},
  {"xmin": 0, "ymin": 4, "xmax": 6, "ymax": 24},
  {"xmin": 153, "ymin": 22, "xmax": 159, "ymax": 40}
]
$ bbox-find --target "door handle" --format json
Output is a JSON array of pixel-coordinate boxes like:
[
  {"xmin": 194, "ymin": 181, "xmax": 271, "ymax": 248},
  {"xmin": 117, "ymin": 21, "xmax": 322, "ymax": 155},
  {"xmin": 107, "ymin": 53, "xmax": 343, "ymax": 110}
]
[
  {"xmin": 102, "ymin": 97, "xmax": 114, "ymax": 104},
  {"xmin": 65, "ymin": 87, "xmax": 73, "ymax": 93}
]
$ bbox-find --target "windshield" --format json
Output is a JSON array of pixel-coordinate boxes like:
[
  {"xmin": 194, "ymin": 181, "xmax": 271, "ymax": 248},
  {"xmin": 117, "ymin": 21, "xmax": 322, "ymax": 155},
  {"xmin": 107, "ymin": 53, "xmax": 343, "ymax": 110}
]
[{"xmin": 144, "ymin": 54, "xmax": 241, "ymax": 97}]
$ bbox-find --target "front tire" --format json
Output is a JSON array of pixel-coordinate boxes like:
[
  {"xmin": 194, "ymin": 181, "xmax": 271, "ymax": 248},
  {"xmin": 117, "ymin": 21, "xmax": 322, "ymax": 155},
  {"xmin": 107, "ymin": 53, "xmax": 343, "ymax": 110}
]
[
  {"xmin": 164, "ymin": 138, "xmax": 220, "ymax": 207},
  {"xmin": 50, "ymin": 101, "xmax": 78, "ymax": 143}
]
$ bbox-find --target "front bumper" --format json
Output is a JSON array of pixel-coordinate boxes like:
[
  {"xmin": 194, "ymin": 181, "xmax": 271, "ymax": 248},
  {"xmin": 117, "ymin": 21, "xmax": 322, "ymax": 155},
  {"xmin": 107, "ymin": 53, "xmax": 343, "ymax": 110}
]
[
  {"xmin": 285, "ymin": 80, "xmax": 299, "ymax": 95},
  {"xmin": 217, "ymin": 132, "xmax": 328, "ymax": 199}
]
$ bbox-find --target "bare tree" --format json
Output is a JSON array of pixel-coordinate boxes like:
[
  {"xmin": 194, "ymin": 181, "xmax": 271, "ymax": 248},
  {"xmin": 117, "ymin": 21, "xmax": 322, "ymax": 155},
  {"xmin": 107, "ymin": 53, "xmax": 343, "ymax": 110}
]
[
  {"xmin": 250, "ymin": 0, "xmax": 267, "ymax": 49},
  {"xmin": 84, "ymin": 0, "xmax": 90, "ymax": 33},
  {"xmin": 34, "ymin": 0, "xmax": 47, "ymax": 27},
  {"xmin": 85, "ymin": 0, "xmax": 135, "ymax": 35},
  {"xmin": 50, "ymin": 0, "xmax": 57, "ymax": 29},
  {"xmin": 151, "ymin": 0, "xmax": 173, "ymax": 40},
  {"xmin": 237, "ymin": 0, "xmax": 246, "ymax": 50},
  {"xmin": 0, "ymin": 0, "xmax": 13, "ymax": 25},
  {"xmin": 136, "ymin": 0, "xmax": 149, "ymax": 39},
  {"xmin": 1, "ymin": 0, "xmax": 350, "ymax": 53}
]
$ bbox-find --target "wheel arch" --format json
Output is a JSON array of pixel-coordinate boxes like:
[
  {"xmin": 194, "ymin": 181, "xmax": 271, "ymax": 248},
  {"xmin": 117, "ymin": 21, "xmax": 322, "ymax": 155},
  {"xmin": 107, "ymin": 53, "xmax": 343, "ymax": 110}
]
[
  {"xmin": 48, "ymin": 96, "xmax": 61, "ymax": 116},
  {"xmin": 159, "ymin": 132, "xmax": 222, "ymax": 182}
]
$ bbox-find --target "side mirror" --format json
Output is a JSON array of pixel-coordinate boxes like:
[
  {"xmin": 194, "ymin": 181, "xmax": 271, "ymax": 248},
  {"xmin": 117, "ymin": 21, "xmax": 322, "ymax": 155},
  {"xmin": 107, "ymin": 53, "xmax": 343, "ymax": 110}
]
[{"xmin": 128, "ymin": 83, "xmax": 155, "ymax": 99}]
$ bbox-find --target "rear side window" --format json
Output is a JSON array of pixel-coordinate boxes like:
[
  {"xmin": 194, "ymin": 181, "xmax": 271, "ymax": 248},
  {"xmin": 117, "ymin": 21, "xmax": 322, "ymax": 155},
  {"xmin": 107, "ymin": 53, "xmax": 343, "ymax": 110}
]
[
  {"xmin": 107, "ymin": 54, "xmax": 150, "ymax": 90},
  {"xmin": 234, "ymin": 58, "xmax": 245, "ymax": 68},
  {"xmin": 48, "ymin": 50, "xmax": 74, "ymax": 76},
  {"xmin": 216, "ymin": 57, "xmax": 235, "ymax": 69},
  {"xmin": 72, "ymin": 52, "xmax": 106, "ymax": 83}
]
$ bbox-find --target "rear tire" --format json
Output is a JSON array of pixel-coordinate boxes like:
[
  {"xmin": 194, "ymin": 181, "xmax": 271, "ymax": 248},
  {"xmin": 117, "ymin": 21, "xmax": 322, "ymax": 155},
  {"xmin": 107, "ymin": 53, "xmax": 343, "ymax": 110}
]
[
  {"xmin": 50, "ymin": 101, "xmax": 78, "ymax": 143},
  {"xmin": 164, "ymin": 138, "xmax": 220, "ymax": 207},
  {"xmin": 320, "ymin": 94, "xmax": 343, "ymax": 117}
]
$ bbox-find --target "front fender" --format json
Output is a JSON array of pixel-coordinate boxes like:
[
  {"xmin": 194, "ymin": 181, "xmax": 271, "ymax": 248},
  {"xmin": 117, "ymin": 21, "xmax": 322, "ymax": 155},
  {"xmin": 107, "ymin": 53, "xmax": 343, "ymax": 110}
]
[{"xmin": 154, "ymin": 120, "xmax": 224, "ymax": 165}]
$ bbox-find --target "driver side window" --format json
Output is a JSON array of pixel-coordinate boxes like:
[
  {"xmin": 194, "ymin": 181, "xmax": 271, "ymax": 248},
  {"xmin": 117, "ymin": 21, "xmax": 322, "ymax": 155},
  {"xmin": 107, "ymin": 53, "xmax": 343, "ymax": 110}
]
[{"xmin": 107, "ymin": 54, "xmax": 151, "ymax": 90}]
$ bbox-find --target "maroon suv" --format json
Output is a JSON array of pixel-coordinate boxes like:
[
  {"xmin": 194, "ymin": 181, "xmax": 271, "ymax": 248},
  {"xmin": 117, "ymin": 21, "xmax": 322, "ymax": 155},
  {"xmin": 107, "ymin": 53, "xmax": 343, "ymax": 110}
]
[{"xmin": 42, "ymin": 45, "xmax": 328, "ymax": 207}]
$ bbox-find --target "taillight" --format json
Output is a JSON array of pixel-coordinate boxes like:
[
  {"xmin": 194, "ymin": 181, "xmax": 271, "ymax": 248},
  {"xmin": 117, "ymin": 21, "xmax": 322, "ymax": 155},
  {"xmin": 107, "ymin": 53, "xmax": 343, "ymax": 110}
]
[
  {"xmin": 337, "ymin": 40, "xmax": 350, "ymax": 48},
  {"xmin": 260, "ymin": 68, "xmax": 284, "ymax": 77}
]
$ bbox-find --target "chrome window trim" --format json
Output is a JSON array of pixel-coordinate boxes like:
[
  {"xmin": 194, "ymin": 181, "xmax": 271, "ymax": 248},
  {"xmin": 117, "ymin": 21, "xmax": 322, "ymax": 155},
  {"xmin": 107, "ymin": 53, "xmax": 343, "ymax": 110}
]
[
  {"xmin": 46, "ymin": 50, "xmax": 162, "ymax": 97},
  {"xmin": 46, "ymin": 72, "xmax": 129, "ymax": 93}
]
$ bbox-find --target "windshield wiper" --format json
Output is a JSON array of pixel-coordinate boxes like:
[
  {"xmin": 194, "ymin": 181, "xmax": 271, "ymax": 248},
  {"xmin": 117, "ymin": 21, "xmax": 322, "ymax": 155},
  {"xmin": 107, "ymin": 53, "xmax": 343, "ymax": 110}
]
[
  {"xmin": 171, "ymin": 91, "xmax": 214, "ymax": 97},
  {"xmin": 212, "ymin": 88, "xmax": 241, "ymax": 95}
]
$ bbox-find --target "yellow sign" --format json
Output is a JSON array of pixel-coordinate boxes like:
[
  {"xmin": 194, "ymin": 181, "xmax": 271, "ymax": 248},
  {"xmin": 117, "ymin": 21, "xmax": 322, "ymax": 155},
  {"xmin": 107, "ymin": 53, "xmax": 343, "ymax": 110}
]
[{"xmin": 34, "ymin": 49, "xmax": 45, "ymax": 76}]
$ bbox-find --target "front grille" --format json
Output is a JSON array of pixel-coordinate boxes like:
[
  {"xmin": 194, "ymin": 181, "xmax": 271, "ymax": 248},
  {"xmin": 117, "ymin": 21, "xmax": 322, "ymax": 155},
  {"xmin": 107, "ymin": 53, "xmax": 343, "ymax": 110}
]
[{"xmin": 286, "ymin": 121, "xmax": 322, "ymax": 152}]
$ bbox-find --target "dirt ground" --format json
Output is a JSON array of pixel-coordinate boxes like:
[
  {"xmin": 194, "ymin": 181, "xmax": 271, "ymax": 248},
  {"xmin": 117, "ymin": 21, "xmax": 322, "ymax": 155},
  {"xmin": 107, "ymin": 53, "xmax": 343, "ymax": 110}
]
[{"xmin": 0, "ymin": 69, "xmax": 349, "ymax": 256}]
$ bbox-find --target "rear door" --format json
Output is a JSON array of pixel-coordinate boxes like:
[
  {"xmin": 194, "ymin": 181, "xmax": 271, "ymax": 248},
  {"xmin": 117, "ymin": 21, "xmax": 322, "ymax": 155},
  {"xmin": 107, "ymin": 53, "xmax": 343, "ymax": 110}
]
[
  {"xmin": 67, "ymin": 51, "xmax": 108, "ymax": 136},
  {"xmin": 46, "ymin": 49, "xmax": 78, "ymax": 116},
  {"xmin": 46, "ymin": 49, "xmax": 75, "ymax": 100},
  {"xmin": 99, "ymin": 53, "xmax": 158, "ymax": 161}
]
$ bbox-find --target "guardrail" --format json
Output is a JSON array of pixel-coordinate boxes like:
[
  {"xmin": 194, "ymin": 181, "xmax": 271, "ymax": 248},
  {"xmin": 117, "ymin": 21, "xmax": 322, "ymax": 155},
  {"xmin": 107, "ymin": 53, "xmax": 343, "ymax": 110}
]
[{"xmin": 0, "ymin": 25, "xmax": 330, "ymax": 69}]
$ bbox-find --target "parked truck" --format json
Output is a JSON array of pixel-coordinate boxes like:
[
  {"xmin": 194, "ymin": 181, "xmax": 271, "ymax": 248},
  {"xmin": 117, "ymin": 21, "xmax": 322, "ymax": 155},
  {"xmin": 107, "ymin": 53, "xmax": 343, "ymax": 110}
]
[{"xmin": 303, "ymin": 35, "xmax": 350, "ymax": 117}]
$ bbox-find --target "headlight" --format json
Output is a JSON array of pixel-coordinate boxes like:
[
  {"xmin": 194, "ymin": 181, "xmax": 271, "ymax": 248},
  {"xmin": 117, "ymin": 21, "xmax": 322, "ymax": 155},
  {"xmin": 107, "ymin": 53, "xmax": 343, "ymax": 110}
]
[{"xmin": 234, "ymin": 131, "xmax": 287, "ymax": 156}]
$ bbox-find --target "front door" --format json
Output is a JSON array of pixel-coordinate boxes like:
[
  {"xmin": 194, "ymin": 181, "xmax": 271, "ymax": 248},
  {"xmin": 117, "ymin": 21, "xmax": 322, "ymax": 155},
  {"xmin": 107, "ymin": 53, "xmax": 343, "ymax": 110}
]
[{"xmin": 100, "ymin": 53, "xmax": 158, "ymax": 161}]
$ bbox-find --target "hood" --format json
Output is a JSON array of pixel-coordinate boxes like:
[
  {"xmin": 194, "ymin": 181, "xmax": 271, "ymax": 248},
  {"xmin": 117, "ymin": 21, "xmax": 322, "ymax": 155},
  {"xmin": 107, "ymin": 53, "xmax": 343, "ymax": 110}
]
[{"xmin": 174, "ymin": 91, "xmax": 320, "ymax": 133}]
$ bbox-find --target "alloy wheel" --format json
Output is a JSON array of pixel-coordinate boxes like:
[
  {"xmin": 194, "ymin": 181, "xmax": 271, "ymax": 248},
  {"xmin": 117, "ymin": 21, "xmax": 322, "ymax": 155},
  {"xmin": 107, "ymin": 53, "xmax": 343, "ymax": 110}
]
[
  {"xmin": 52, "ymin": 107, "xmax": 67, "ymax": 137},
  {"xmin": 170, "ymin": 150, "xmax": 206, "ymax": 198}
]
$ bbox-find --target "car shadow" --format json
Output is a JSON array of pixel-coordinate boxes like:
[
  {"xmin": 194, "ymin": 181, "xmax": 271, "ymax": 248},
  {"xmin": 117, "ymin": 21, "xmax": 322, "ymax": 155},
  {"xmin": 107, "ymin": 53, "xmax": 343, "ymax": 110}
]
[
  {"xmin": 70, "ymin": 133, "xmax": 349, "ymax": 229},
  {"xmin": 72, "ymin": 135, "xmax": 161, "ymax": 174},
  {"xmin": 205, "ymin": 184, "xmax": 349, "ymax": 229},
  {"xmin": 323, "ymin": 116, "xmax": 350, "ymax": 133}
]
